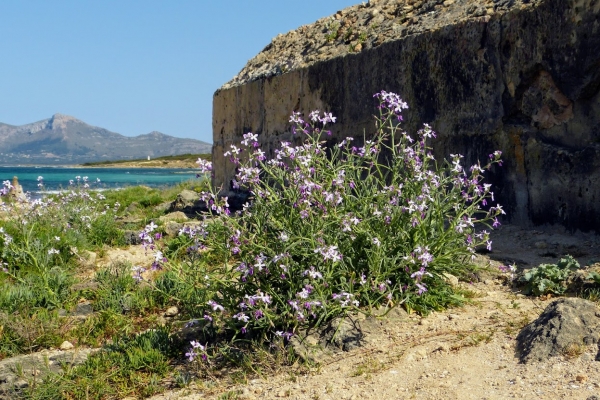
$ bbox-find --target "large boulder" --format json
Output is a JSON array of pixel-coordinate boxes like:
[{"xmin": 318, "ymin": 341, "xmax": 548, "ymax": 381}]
[
  {"xmin": 213, "ymin": 0, "xmax": 600, "ymax": 231},
  {"xmin": 516, "ymin": 298, "xmax": 600, "ymax": 363}
]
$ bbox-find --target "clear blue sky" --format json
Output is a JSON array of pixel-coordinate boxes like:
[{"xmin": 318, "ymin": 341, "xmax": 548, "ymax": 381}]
[{"xmin": 0, "ymin": 1, "xmax": 358, "ymax": 143}]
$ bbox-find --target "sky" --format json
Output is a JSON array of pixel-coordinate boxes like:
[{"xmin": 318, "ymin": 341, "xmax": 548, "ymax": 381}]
[{"xmin": 0, "ymin": 0, "xmax": 359, "ymax": 143}]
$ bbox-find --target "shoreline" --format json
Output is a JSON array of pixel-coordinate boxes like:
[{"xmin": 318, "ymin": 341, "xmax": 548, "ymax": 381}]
[{"xmin": 0, "ymin": 161, "xmax": 199, "ymax": 169}]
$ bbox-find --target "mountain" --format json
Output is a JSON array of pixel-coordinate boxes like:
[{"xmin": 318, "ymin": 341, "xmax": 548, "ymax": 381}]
[{"xmin": 0, "ymin": 114, "xmax": 212, "ymax": 165}]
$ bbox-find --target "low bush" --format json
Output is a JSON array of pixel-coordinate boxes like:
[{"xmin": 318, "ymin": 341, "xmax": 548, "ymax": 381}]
[
  {"xmin": 140, "ymin": 91, "xmax": 505, "ymax": 362},
  {"xmin": 519, "ymin": 255, "xmax": 581, "ymax": 296}
]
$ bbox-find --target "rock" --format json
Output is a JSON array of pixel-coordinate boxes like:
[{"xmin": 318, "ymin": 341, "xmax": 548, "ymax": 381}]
[
  {"xmin": 442, "ymin": 273, "xmax": 459, "ymax": 287},
  {"xmin": 154, "ymin": 201, "xmax": 172, "ymax": 213},
  {"xmin": 159, "ymin": 211, "xmax": 189, "ymax": 223},
  {"xmin": 290, "ymin": 314, "xmax": 366, "ymax": 363},
  {"xmin": 213, "ymin": 0, "xmax": 600, "ymax": 232},
  {"xmin": 169, "ymin": 190, "xmax": 207, "ymax": 217},
  {"xmin": 123, "ymin": 230, "xmax": 142, "ymax": 245},
  {"xmin": 73, "ymin": 302, "xmax": 93, "ymax": 317},
  {"xmin": 435, "ymin": 342, "xmax": 450, "ymax": 352},
  {"xmin": 59, "ymin": 341, "xmax": 74, "ymax": 350},
  {"xmin": 125, "ymin": 202, "xmax": 139, "ymax": 214},
  {"xmin": 516, "ymin": 298, "xmax": 600, "ymax": 363},
  {"xmin": 164, "ymin": 306, "xmax": 179, "ymax": 317},
  {"xmin": 163, "ymin": 220, "xmax": 208, "ymax": 238},
  {"xmin": 163, "ymin": 221, "xmax": 184, "ymax": 237}
]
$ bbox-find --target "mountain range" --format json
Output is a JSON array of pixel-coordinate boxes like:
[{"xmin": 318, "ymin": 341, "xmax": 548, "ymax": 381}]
[{"xmin": 0, "ymin": 114, "xmax": 212, "ymax": 165}]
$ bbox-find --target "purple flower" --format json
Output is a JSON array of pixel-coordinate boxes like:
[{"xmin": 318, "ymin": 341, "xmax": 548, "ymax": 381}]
[
  {"xmin": 207, "ymin": 300, "xmax": 224, "ymax": 312},
  {"xmin": 233, "ymin": 312, "xmax": 250, "ymax": 323},
  {"xmin": 275, "ymin": 331, "xmax": 293, "ymax": 340}
]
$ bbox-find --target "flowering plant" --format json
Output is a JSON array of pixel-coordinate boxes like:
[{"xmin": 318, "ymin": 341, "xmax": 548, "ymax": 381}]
[
  {"xmin": 0, "ymin": 177, "xmax": 120, "ymax": 309},
  {"xmin": 149, "ymin": 91, "xmax": 504, "ymax": 360}
]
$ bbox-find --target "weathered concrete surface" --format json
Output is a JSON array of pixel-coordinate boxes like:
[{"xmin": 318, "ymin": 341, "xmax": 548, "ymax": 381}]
[{"xmin": 213, "ymin": 0, "xmax": 600, "ymax": 231}]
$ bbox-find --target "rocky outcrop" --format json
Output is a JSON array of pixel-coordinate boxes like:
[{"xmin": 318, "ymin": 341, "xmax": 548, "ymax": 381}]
[{"xmin": 213, "ymin": 0, "xmax": 600, "ymax": 231}]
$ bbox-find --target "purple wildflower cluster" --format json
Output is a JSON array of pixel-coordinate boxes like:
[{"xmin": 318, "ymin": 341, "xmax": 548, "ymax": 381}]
[
  {"xmin": 0, "ymin": 176, "xmax": 116, "ymax": 287},
  {"xmin": 152, "ymin": 91, "xmax": 505, "ymax": 362}
]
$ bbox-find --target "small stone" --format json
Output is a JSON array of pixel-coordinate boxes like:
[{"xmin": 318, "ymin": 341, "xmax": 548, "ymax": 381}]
[
  {"xmin": 534, "ymin": 241, "xmax": 548, "ymax": 249},
  {"xmin": 448, "ymin": 314, "xmax": 459, "ymax": 320},
  {"xmin": 443, "ymin": 0, "xmax": 454, "ymax": 6},
  {"xmin": 14, "ymin": 379, "xmax": 29, "ymax": 389},
  {"xmin": 276, "ymin": 389, "xmax": 289, "ymax": 397},
  {"xmin": 502, "ymin": 343, "xmax": 512, "ymax": 349},
  {"xmin": 435, "ymin": 343, "xmax": 450, "ymax": 352},
  {"xmin": 419, "ymin": 318, "xmax": 429, "ymax": 326},
  {"xmin": 164, "ymin": 306, "xmax": 179, "ymax": 317},
  {"xmin": 576, "ymin": 375, "xmax": 588, "ymax": 383},
  {"xmin": 159, "ymin": 211, "xmax": 189, "ymax": 223},
  {"xmin": 442, "ymin": 273, "xmax": 459, "ymax": 287},
  {"xmin": 74, "ymin": 302, "xmax": 93, "ymax": 317},
  {"xmin": 60, "ymin": 341, "xmax": 74, "ymax": 350}
]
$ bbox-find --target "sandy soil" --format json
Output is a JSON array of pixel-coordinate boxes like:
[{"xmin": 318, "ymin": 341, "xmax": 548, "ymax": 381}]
[{"xmin": 148, "ymin": 224, "xmax": 600, "ymax": 400}]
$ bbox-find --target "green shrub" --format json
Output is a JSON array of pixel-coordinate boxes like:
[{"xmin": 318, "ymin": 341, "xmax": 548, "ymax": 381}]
[{"xmin": 519, "ymin": 255, "xmax": 581, "ymax": 296}]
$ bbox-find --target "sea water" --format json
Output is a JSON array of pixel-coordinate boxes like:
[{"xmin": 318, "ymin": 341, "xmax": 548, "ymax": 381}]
[{"xmin": 0, "ymin": 166, "xmax": 200, "ymax": 197}]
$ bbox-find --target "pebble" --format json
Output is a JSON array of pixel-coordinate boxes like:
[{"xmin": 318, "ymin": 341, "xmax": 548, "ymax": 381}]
[
  {"xmin": 59, "ymin": 341, "xmax": 74, "ymax": 350},
  {"xmin": 164, "ymin": 306, "xmax": 179, "ymax": 317},
  {"xmin": 436, "ymin": 343, "xmax": 450, "ymax": 352}
]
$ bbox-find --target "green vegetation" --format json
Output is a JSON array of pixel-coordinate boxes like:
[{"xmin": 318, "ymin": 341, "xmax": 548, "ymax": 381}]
[
  {"xmin": 0, "ymin": 178, "xmax": 208, "ymax": 398},
  {"xmin": 518, "ymin": 255, "xmax": 581, "ymax": 296},
  {"xmin": 28, "ymin": 328, "xmax": 174, "ymax": 399},
  {"xmin": 10, "ymin": 92, "xmax": 594, "ymax": 399}
]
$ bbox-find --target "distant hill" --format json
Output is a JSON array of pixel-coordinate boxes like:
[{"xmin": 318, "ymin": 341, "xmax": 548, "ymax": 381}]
[{"xmin": 0, "ymin": 113, "xmax": 212, "ymax": 165}]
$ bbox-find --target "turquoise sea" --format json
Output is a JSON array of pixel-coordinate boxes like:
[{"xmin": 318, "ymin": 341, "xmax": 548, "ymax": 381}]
[{"xmin": 0, "ymin": 166, "xmax": 200, "ymax": 197}]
